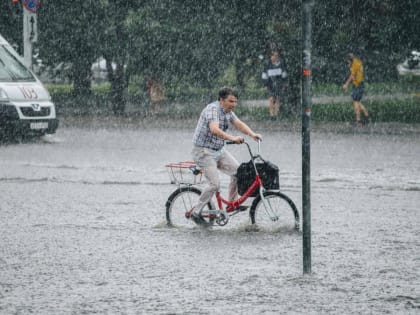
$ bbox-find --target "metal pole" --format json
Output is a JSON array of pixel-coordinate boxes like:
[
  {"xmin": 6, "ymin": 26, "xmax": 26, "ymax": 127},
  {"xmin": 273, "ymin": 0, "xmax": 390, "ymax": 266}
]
[
  {"xmin": 23, "ymin": 8, "xmax": 33, "ymax": 69},
  {"xmin": 302, "ymin": 0, "xmax": 314, "ymax": 274}
]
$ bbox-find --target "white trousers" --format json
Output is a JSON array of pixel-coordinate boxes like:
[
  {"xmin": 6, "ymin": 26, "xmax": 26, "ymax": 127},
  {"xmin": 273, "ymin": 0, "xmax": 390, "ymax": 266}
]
[{"xmin": 191, "ymin": 146, "xmax": 239, "ymax": 214}]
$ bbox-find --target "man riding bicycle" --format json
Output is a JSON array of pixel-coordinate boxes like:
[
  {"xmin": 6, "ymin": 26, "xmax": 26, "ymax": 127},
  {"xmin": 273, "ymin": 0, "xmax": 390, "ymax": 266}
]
[{"xmin": 190, "ymin": 86, "xmax": 263, "ymax": 225}]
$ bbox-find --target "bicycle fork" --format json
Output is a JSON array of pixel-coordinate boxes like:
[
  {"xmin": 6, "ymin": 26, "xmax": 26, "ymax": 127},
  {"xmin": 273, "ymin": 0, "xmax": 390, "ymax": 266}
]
[{"xmin": 259, "ymin": 187, "xmax": 279, "ymax": 221}]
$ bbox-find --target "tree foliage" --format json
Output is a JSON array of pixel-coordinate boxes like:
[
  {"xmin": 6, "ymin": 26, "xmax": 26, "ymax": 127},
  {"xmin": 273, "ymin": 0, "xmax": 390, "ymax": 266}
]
[
  {"xmin": 0, "ymin": 1, "xmax": 23, "ymax": 53},
  {"xmin": 1, "ymin": 0, "xmax": 419, "ymax": 110}
]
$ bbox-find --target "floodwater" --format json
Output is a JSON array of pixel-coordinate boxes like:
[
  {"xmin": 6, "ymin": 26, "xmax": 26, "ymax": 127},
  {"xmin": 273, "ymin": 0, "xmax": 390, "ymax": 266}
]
[{"xmin": 0, "ymin": 120, "xmax": 419, "ymax": 314}]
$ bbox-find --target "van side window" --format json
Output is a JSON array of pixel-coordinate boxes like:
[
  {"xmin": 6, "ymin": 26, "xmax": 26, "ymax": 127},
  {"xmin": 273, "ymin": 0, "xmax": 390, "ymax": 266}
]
[{"xmin": 0, "ymin": 47, "xmax": 35, "ymax": 82}]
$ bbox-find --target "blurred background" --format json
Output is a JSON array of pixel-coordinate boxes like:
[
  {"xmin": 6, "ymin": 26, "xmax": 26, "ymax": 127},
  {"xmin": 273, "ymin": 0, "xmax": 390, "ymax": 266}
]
[{"xmin": 1, "ymin": 0, "xmax": 419, "ymax": 116}]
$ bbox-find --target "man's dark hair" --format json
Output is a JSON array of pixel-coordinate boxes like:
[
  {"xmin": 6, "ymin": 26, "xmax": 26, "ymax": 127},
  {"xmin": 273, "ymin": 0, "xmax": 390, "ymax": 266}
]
[{"xmin": 218, "ymin": 86, "xmax": 238, "ymax": 100}]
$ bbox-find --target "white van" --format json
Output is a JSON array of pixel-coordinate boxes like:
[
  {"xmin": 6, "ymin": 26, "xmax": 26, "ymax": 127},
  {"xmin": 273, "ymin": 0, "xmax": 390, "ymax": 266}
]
[{"xmin": 0, "ymin": 35, "xmax": 58, "ymax": 138}]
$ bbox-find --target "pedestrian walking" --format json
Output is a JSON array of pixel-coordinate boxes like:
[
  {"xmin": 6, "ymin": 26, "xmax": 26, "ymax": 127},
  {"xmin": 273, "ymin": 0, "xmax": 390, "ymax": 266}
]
[
  {"xmin": 146, "ymin": 76, "xmax": 164, "ymax": 114},
  {"xmin": 342, "ymin": 52, "xmax": 369, "ymax": 125},
  {"xmin": 262, "ymin": 50, "xmax": 288, "ymax": 119}
]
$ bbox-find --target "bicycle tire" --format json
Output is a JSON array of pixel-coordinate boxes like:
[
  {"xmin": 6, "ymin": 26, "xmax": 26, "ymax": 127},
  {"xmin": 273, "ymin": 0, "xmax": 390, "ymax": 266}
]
[
  {"xmin": 250, "ymin": 191, "xmax": 300, "ymax": 232},
  {"xmin": 165, "ymin": 186, "xmax": 215, "ymax": 228}
]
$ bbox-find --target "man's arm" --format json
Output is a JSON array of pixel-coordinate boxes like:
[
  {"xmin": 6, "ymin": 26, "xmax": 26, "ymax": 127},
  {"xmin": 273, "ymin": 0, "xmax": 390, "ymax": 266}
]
[
  {"xmin": 342, "ymin": 72, "xmax": 354, "ymax": 90},
  {"xmin": 232, "ymin": 119, "xmax": 262, "ymax": 141},
  {"xmin": 262, "ymin": 63, "xmax": 270, "ymax": 91},
  {"xmin": 343, "ymin": 63, "xmax": 355, "ymax": 90},
  {"xmin": 209, "ymin": 121, "xmax": 244, "ymax": 143}
]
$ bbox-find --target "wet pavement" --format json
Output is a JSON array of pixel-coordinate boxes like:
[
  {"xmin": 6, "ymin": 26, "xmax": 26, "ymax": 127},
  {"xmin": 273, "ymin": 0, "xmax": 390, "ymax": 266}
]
[{"xmin": 0, "ymin": 119, "xmax": 419, "ymax": 314}]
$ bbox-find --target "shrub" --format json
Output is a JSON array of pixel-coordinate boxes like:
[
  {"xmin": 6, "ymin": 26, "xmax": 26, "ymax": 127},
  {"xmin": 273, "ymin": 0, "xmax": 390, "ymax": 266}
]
[{"xmin": 312, "ymin": 98, "xmax": 420, "ymax": 123}]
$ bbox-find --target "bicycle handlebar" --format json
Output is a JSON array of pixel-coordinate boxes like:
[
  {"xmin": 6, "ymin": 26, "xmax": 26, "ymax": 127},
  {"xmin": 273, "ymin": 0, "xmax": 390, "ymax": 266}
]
[
  {"xmin": 226, "ymin": 140, "xmax": 262, "ymax": 161},
  {"xmin": 226, "ymin": 140, "xmax": 261, "ymax": 145}
]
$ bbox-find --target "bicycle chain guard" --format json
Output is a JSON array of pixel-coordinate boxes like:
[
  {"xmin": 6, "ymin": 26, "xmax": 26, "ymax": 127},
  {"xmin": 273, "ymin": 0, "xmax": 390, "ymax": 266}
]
[
  {"xmin": 202, "ymin": 209, "xmax": 230, "ymax": 226},
  {"xmin": 215, "ymin": 210, "xmax": 229, "ymax": 226}
]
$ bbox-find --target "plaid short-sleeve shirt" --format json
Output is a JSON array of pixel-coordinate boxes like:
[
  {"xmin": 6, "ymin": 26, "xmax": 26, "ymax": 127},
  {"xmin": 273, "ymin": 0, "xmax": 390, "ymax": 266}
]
[{"xmin": 192, "ymin": 101, "xmax": 237, "ymax": 150}]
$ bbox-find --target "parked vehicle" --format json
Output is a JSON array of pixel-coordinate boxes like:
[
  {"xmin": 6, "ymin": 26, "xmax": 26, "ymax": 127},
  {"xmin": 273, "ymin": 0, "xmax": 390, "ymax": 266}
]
[
  {"xmin": 0, "ymin": 35, "xmax": 58, "ymax": 139},
  {"xmin": 397, "ymin": 50, "xmax": 420, "ymax": 76}
]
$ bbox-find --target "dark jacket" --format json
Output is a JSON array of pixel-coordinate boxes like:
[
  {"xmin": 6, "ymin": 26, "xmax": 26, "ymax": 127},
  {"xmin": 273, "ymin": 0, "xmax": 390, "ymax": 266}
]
[{"xmin": 262, "ymin": 59, "xmax": 288, "ymax": 96}]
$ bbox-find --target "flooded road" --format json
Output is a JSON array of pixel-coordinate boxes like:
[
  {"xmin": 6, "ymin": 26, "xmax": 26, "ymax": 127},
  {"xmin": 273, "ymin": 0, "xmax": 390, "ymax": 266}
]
[{"xmin": 0, "ymin": 121, "xmax": 419, "ymax": 314}]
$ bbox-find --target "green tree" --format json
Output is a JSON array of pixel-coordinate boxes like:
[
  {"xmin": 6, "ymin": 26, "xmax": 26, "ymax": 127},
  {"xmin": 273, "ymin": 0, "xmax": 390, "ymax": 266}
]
[
  {"xmin": 100, "ymin": 1, "xmax": 140, "ymax": 114},
  {"xmin": 0, "ymin": 1, "xmax": 22, "ymax": 52},
  {"xmin": 4, "ymin": 0, "xmax": 419, "ymax": 113},
  {"xmin": 38, "ymin": 0, "xmax": 105, "ymax": 95},
  {"xmin": 126, "ymin": 1, "xmax": 232, "ymax": 96}
]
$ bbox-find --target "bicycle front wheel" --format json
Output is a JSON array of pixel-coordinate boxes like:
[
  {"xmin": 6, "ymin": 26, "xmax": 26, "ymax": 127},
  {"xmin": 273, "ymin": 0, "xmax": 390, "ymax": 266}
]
[
  {"xmin": 250, "ymin": 191, "xmax": 300, "ymax": 232},
  {"xmin": 165, "ymin": 186, "xmax": 215, "ymax": 228}
]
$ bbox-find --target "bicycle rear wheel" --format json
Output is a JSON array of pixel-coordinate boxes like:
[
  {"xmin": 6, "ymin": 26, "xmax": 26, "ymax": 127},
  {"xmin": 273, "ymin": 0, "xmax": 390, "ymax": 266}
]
[
  {"xmin": 165, "ymin": 186, "xmax": 215, "ymax": 228},
  {"xmin": 250, "ymin": 191, "xmax": 300, "ymax": 232}
]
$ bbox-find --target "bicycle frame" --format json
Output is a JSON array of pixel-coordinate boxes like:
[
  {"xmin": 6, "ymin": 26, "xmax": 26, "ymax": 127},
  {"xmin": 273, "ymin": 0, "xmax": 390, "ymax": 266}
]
[
  {"xmin": 215, "ymin": 174, "xmax": 262, "ymax": 212},
  {"xmin": 166, "ymin": 141, "xmax": 300, "ymax": 229},
  {"xmin": 212, "ymin": 141, "xmax": 280, "ymax": 221}
]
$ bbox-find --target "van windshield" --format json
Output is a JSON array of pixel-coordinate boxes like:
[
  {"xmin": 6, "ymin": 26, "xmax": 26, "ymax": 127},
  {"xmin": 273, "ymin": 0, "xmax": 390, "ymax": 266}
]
[{"xmin": 0, "ymin": 46, "xmax": 35, "ymax": 82}]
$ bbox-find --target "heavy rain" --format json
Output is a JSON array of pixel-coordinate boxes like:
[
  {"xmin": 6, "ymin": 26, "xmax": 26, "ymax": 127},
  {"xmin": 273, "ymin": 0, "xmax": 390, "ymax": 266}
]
[{"xmin": 1, "ymin": 1, "xmax": 419, "ymax": 314}]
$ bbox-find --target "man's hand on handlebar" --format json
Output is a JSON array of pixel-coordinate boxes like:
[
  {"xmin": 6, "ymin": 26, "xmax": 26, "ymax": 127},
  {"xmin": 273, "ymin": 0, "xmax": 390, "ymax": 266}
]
[
  {"xmin": 227, "ymin": 133, "xmax": 262, "ymax": 145},
  {"xmin": 231, "ymin": 136, "xmax": 245, "ymax": 144},
  {"xmin": 251, "ymin": 133, "xmax": 263, "ymax": 142}
]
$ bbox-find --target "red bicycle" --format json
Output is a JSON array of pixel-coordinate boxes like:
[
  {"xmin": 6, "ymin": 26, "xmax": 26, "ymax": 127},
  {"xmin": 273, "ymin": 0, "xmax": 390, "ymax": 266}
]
[{"xmin": 165, "ymin": 141, "xmax": 300, "ymax": 231}]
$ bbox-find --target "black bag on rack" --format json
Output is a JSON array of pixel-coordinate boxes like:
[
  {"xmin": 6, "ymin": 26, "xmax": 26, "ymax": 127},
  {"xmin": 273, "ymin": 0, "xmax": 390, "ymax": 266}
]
[{"xmin": 236, "ymin": 159, "xmax": 279, "ymax": 197}]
